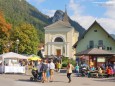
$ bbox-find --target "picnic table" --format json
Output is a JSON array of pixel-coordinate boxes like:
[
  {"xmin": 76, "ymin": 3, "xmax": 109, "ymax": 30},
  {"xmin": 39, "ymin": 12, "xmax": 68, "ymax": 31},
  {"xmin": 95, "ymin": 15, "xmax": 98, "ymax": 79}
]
[
  {"xmin": 88, "ymin": 70, "xmax": 108, "ymax": 78},
  {"xmin": 88, "ymin": 70, "xmax": 98, "ymax": 78}
]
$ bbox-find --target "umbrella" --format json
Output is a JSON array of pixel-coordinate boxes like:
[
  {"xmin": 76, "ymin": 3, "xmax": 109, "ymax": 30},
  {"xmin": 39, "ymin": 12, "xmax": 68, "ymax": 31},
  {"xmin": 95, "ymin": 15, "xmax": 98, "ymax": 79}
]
[{"xmin": 28, "ymin": 55, "xmax": 41, "ymax": 61}]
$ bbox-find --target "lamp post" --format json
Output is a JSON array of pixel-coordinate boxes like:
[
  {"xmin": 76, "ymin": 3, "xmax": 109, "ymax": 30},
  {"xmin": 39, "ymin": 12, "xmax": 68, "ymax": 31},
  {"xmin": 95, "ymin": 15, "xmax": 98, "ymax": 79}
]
[
  {"xmin": 16, "ymin": 39, "xmax": 19, "ymax": 53},
  {"xmin": 7, "ymin": 43, "xmax": 10, "ymax": 52}
]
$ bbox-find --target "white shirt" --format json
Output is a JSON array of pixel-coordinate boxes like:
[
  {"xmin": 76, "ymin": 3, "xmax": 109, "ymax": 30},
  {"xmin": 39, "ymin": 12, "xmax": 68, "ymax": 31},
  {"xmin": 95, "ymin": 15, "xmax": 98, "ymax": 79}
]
[
  {"xmin": 67, "ymin": 64, "xmax": 74, "ymax": 73},
  {"xmin": 49, "ymin": 62, "xmax": 55, "ymax": 69}
]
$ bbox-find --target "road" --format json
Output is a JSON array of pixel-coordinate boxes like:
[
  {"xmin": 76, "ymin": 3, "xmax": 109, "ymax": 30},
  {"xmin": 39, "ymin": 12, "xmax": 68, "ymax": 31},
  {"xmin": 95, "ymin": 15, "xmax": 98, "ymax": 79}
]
[{"xmin": 0, "ymin": 73, "xmax": 115, "ymax": 86}]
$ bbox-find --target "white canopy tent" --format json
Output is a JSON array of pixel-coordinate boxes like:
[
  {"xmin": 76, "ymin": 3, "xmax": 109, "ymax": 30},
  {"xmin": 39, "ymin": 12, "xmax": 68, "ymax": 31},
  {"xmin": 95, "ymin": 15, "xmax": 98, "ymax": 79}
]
[
  {"xmin": 0, "ymin": 52, "xmax": 28, "ymax": 73},
  {"xmin": 0, "ymin": 52, "xmax": 27, "ymax": 59}
]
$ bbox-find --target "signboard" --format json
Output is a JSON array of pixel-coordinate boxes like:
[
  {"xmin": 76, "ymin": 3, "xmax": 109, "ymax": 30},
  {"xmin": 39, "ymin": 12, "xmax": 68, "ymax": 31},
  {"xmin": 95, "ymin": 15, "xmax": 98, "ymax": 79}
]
[{"xmin": 97, "ymin": 57, "xmax": 105, "ymax": 62}]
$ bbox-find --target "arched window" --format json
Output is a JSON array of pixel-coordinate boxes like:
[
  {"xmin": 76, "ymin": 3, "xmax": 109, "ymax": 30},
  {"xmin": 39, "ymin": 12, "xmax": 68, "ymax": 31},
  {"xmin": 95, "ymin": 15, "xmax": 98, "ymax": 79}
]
[{"xmin": 54, "ymin": 37, "xmax": 63, "ymax": 42}]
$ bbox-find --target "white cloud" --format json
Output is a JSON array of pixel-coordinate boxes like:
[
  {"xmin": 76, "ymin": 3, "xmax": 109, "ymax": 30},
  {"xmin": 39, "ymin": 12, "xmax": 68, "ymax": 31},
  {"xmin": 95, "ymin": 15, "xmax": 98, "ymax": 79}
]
[
  {"xmin": 69, "ymin": 0, "xmax": 84, "ymax": 15},
  {"xmin": 42, "ymin": 9, "xmax": 56, "ymax": 17},
  {"xmin": 93, "ymin": 0, "xmax": 115, "ymax": 7},
  {"xmin": 105, "ymin": 5, "xmax": 115, "ymax": 19},
  {"xmin": 69, "ymin": 0, "xmax": 95, "ymax": 29},
  {"xmin": 97, "ymin": 18, "xmax": 115, "ymax": 34},
  {"xmin": 69, "ymin": 0, "xmax": 115, "ymax": 34}
]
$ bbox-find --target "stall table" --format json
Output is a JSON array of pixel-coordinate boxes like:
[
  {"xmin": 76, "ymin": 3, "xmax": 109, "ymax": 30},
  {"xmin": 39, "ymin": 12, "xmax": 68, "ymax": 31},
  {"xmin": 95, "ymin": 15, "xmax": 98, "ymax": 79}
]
[{"xmin": 4, "ymin": 66, "xmax": 25, "ymax": 73}]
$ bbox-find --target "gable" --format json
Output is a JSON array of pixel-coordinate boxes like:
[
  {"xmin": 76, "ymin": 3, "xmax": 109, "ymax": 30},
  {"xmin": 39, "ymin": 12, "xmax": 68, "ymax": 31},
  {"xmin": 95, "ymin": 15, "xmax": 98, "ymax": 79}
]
[
  {"xmin": 83, "ymin": 21, "xmax": 115, "ymax": 42},
  {"xmin": 73, "ymin": 20, "xmax": 115, "ymax": 48}
]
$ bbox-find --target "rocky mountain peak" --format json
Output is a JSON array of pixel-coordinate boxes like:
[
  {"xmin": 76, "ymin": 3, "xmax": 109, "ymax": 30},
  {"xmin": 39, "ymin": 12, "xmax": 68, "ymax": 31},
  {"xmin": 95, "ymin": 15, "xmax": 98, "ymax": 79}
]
[
  {"xmin": 52, "ymin": 10, "xmax": 64, "ymax": 23},
  {"xmin": 51, "ymin": 10, "xmax": 85, "ymax": 38}
]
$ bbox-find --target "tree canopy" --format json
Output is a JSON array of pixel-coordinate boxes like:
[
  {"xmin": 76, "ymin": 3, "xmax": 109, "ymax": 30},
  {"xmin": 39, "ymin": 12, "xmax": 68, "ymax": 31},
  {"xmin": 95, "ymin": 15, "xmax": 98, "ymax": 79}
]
[
  {"xmin": 0, "ymin": 11, "xmax": 12, "ymax": 53},
  {"xmin": 10, "ymin": 23, "xmax": 39, "ymax": 54}
]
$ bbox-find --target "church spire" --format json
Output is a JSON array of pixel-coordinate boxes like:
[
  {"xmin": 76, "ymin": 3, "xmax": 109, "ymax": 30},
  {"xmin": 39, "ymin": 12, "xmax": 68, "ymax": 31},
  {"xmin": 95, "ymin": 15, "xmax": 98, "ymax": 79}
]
[{"xmin": 63, "ymin": 5, "xmax": 70, "ymax": 25}]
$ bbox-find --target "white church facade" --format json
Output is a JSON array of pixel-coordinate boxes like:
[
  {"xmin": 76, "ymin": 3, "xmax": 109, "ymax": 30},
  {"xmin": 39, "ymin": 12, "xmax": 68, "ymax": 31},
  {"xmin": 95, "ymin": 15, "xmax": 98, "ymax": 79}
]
[{"xmin": 44, "ymin": 11, "xmax": 79, "ymax": 58}]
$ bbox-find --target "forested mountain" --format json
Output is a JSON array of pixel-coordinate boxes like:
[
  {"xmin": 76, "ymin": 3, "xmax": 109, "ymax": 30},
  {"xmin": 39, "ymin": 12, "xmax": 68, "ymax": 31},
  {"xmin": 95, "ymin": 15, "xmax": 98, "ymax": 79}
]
[
  {"xmin": 0, "ymin": 0, "xmax": 50, "ymax": 31},
  {"xmin": 0, "ymin": 0, "xmax": 85, "ymax": 39}
]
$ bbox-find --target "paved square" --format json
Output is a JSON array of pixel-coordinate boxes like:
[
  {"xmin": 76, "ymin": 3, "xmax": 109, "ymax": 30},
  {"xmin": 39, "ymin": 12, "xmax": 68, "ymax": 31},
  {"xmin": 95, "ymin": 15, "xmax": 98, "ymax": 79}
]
[{"xmin": 0, "ymin": 72, "xmax": 115, "ymax": 86}]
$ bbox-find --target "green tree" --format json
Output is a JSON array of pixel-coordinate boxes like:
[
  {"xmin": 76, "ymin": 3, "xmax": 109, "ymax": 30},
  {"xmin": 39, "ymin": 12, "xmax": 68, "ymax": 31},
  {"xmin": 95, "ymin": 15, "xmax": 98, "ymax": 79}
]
[
  {"xmin": 0, "ymin": 11, "xmax": 12, "ymax": 53},
  {"xmin": 10, "ymin": 23, "xmax": 39, "ymax": 54}
]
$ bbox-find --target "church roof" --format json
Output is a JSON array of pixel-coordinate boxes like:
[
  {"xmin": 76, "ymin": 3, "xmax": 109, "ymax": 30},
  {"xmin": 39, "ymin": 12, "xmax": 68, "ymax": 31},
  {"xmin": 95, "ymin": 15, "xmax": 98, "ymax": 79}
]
[{"xmin": 44, "ymin": 20, "xmax": 72, "ymax": 29}]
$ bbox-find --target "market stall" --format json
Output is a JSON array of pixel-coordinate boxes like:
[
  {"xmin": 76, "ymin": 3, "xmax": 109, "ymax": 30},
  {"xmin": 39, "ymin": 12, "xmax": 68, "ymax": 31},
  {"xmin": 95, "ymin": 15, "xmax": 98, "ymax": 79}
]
[
  {"xmin": 0, "ymin": 52, "xmax": 28, "ymax": 73},
  {"xmin": 75, "ymin": 48, "xmax": 115, "ymax": 67},
  {"xmin": 27, "ymin": 55, "xmax": 41, "ymax": 69}
]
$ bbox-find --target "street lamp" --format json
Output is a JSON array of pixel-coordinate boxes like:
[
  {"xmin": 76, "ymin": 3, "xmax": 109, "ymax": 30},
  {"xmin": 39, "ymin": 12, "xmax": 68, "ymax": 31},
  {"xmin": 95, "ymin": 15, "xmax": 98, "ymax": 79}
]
[{"xmin": 16, "ymin": 39, "xmax": 19, "ymax": 53}]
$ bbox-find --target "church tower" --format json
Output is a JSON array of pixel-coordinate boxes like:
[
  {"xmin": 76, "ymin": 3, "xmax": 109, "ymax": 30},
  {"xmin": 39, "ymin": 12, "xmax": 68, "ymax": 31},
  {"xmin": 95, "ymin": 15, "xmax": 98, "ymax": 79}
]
[
  {"xmin": 62, "ymin": 6, "xmax": 70, "ymax": 25},
  {"xmin": 44, "ymin": 6, "xmax": 79, "ymax": 59}
]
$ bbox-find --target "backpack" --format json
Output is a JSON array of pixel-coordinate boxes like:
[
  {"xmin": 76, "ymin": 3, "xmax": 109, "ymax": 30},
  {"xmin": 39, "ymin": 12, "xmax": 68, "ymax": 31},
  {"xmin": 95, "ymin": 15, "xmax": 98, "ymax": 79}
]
[{"xmin": 40, "ymin": 63, "xmax": 48, "ymax": 72}]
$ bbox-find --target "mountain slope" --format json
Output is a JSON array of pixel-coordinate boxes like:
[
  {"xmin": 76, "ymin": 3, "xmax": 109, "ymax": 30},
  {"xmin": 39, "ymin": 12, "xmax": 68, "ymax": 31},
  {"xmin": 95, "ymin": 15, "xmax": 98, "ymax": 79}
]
[
  {"xmin": 0, "ymin": 0, "xmax": 86, "ymax": 40},
  {"xmin": 0, "ymin": 0, "xmax": 50, "ymax": 31}
]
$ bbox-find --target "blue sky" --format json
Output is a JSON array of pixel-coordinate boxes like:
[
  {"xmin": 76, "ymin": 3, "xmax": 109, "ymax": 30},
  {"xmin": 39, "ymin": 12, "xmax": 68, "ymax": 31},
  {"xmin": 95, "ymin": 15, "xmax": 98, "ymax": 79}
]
[{"xmin": 26, "ymin": 0, "xmax": 115, "ymax": 34}]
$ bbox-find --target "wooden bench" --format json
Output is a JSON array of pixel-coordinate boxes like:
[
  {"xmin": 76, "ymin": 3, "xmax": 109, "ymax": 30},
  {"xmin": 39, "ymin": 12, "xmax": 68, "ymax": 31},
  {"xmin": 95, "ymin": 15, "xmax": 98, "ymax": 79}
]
[{"xmin": 90, "ymin": 73, "xmax": 98, "ymax": 78}]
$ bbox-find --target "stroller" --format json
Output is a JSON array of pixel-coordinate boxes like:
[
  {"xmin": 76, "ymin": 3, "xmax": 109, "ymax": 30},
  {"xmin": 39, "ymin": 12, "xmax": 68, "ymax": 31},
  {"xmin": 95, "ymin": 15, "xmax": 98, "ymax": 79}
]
[{"xmin": 30, "ymin": 68, "xmax": 42, "ymax": 81}]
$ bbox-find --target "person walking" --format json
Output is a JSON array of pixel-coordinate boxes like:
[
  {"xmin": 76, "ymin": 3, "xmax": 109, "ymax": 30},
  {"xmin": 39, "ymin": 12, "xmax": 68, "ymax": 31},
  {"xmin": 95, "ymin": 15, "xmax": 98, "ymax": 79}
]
[
  {"xmin": 75, "ymin": 64, "xmax": 79, "ymax": 77},
  {"xmin": 57, "ymin": 62, "xmax": 61, "ymax": 72},
  {"xmin": 66, "ymin": 61, "xmax": 74, "ymax": 83},
  {"xmin": 46, "ymin": 60, "xmax": 50, "ymax": 82},
  {"xmin": 40, "ymin": 59, "xmax": 48, "ymax": 83},
  {"xmin": 49, "ymin": 59, "xmax": 55, "ymax": 82}
]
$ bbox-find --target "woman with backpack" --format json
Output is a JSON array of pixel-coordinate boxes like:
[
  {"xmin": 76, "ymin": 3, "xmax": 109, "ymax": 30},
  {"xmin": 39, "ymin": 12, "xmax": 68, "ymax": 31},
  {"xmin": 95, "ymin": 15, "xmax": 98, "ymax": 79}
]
[{"xmin": 40, "ymin": 59, "xmax": 48, "ymax": 83}]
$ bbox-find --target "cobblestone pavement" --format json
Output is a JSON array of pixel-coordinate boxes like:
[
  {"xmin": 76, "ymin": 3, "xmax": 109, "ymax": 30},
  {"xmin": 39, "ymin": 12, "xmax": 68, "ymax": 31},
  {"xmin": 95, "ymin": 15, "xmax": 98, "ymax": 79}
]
[{"xmin": 0, "ymin": 72, "xmax": 115, "ymax": 86}]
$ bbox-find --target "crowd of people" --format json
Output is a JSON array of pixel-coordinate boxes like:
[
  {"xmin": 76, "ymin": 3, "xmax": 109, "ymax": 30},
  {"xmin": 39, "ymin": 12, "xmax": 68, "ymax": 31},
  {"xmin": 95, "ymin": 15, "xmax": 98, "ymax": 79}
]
[
  {"xmin": 31, "ymin": 59, "xmax": 75, "ymax": 83},
  {"xmin": 74, "ymin": 62, "xmax": 115, "ymax": 78},
  {"xmin": 31, "ymin": 59, "xmax": 55, "ymax": 83},
  {"xmin": 29, "ymin": 58, "xmax": 115, "ymax": 83}
]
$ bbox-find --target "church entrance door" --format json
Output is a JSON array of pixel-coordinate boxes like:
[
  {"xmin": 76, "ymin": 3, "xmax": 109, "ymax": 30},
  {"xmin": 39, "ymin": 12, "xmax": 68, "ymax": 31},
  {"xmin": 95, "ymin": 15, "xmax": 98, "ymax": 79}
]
[{"xmin": 56, "ymin": 49, "xmax": 61, "ymax": 56}]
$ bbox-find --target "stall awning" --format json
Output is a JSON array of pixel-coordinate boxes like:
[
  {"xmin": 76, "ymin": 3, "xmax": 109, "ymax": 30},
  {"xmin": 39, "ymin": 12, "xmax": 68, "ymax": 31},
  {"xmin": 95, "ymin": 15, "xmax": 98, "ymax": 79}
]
[{"xmin": 0, "ymin": 52, "xmax": 28, "ymax": 59}]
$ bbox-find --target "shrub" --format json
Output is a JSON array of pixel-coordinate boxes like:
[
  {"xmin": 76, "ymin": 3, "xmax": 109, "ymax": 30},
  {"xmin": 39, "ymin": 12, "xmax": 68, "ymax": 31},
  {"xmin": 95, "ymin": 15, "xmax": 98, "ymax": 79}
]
[
  {"xmin": 62, "ymin": 63, "xmax": 67, "ymax": 67},
  {"xmin": 62, "ymin": 57, "xmax": 76, "ymax": 68}
]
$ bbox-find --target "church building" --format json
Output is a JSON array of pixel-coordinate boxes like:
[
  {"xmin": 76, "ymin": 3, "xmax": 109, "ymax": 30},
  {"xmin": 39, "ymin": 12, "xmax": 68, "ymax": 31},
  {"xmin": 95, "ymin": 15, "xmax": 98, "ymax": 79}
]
[{"xmin": 44, "ymin": 10, "xmax": 79, "ymax": 58}]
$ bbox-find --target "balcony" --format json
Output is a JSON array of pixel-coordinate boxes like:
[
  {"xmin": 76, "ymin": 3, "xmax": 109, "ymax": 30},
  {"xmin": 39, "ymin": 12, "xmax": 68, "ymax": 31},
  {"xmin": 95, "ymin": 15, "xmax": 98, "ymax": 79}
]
[{"xmin": 97, "ymin": 45, "xmax": 106, "ymax": 50}]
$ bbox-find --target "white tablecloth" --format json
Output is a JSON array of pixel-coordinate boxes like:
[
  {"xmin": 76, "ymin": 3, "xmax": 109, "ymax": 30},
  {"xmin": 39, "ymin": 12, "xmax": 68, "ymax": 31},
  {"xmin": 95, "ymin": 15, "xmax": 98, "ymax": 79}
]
[{"xmin": 4, "ymin": 66, "xmax": 25, "ymax": 73}]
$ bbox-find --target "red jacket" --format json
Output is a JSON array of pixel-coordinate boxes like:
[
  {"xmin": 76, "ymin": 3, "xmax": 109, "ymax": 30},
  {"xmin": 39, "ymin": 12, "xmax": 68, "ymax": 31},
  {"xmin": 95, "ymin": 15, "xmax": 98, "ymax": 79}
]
[{"xmin": 107, "ymin": 69, "xmax": 111, "ymax": 74}]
